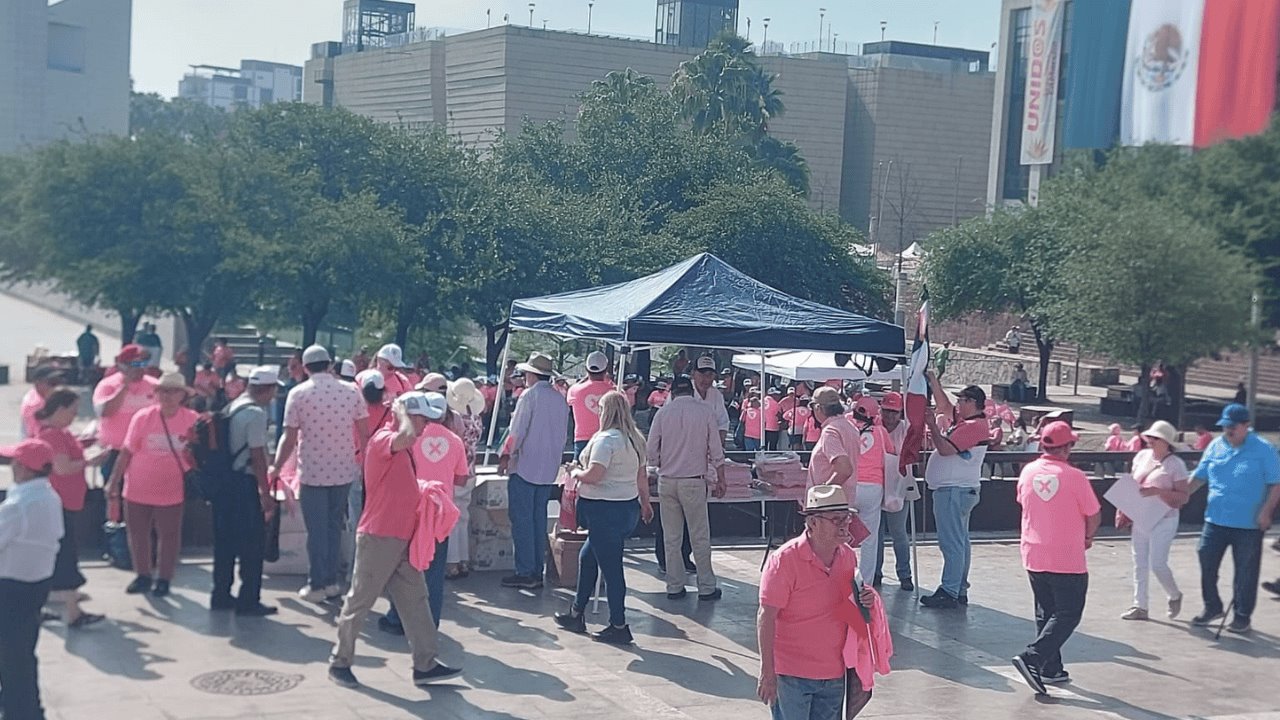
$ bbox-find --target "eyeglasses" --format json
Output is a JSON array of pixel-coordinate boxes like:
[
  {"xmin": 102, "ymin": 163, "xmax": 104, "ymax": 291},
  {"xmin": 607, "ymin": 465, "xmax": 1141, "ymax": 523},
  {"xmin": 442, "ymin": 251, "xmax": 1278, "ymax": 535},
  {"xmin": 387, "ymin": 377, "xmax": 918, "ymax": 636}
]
[
  {"xmin": 811, "ymin": 511, "xmax": 854, "ymax": 525},
  {"xmin": 127, "ymin": 361, "xmax": 148, "ymax": 368}
]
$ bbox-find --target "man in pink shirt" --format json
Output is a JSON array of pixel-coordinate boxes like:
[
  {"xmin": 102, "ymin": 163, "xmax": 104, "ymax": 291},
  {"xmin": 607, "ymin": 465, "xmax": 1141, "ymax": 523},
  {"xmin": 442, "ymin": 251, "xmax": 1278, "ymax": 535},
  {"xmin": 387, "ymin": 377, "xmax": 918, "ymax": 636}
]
[
  {"xmin": 567, "ymin": 351, "xmax": 616, "ymax": 458},
  {"xmin": 20, "ymin": 366, "xmax": 66, "ymax": 439},
  {"xmin": 92, "ymin": 344, "xmax": 159, "ymax": 486},
  {"xmin": 375, "ymin": 343, "xmax": 413, "ymax": 399},
  {"xmin": 758, "ymin": 484, "xmax": 882, "ymax": 720},
  {"xmin": 763, "ymin": 387, "xmax": 782, "ymax": 450},
  {"xmin": 1011, "ymin": 421, "xmax": 1101, "ymax": 695}
]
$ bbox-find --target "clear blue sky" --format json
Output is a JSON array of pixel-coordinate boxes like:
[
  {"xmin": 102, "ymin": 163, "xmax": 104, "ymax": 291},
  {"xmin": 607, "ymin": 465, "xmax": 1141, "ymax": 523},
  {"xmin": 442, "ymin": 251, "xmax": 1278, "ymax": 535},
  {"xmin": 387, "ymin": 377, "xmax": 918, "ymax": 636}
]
[{"xmin": 131, "ymin": 0, "xmax": 1002, "ymax": 96}]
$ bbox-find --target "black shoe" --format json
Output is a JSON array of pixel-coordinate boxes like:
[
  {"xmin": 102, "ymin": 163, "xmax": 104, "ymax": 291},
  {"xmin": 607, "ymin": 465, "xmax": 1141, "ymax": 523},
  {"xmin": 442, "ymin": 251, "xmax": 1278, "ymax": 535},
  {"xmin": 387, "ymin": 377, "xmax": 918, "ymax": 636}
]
[
  {"xmin": 235, "ymin": 603, "xmax": 278, "ymax": 617},
  {"xmin": 1226, "ymin": 616, "xmax": 1252, "ymax": 634},
  {"xmin": 958, "ymin": 594, "xmax": 969, "ymax": 605},
  {"xmin": 413, "ymin": 663, "xmax": 462, "ymax": 685},
  {"xmin": 1012, "ymin": 654, "xmax": 1047, "ymax": 695},
  {"xmin": 151, "ymin": 580, "xmax": 170, "ymax": 598},
  {"xmin": 501, "ymin": 574, "xmax": 543, "ymax": 589},
  {"xmin": 1041, "ymin": 669, "xmax": 1070, "ymax": 685},
  {"xmin": 68, "ymin": 612, "xmax": 105, "ymax": 629},
  {"xmin": 1262, "ymin": 580, "xmax": 1280, "ymax": 597},
  {"xmin": 553, "ymin": 608, "xmax": 587, "ymax": 634},
  {"xmin": 920, "ymin": 590, "xmax": 958, "ymax": 609},
  {"xmin": 40, "ymin": 611, "xmax": 59, "ymax": 623},
  {"xmin": 593, "ymin": 624, "xmax": 634, "ymax": 645},
  {"xmin": 378, "ymin": 616, "xmax": 405, "ymax": 636},
  {"xmin": 1191, "ymin": 608, "xmax": 1226, "ymax": 627},
  {"xmin": 666, "ymin": 589, "xmax": 688, "ymax": 600},
  {"xmin": 900, "ymin": 578, "xmax": 914, "ymax": 592},
  {"xmin": 126, "ymin": 576, "xmax": 152, "ymax": 595},
  {"xmin": 698, "ymin": 588, "xmax": 723, "ymax": 601},
  {"xmin": 210, "ymin": 594, "xmax": 236, "ymax": 611},
  {"xmin": 328, "ymin": 665, "xmax": 359, "ymax": 689}
]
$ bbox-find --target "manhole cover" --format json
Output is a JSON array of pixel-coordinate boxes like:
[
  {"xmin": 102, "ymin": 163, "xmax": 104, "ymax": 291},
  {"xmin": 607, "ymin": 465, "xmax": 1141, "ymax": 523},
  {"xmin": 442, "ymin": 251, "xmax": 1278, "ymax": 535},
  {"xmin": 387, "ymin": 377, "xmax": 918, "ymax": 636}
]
[{"xmin": 190, "ymin": 669, "xmax": 304, "ymax": 696}]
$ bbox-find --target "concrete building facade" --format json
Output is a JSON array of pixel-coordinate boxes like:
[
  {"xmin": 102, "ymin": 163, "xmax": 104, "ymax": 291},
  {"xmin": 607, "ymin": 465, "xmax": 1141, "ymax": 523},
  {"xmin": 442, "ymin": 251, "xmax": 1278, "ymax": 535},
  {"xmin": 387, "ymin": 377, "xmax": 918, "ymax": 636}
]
[
  {"xmin": 178, "ymin": 60, "xmax": 303, "ymax": 110},
  {"xmin": 839, "ymin": 42, "xmax": 995, "ymax": 252},
  {"xmin": 0, "ymin": 0, "xmax": 131, "ymax": 155},
  {"xmin": 306, "ymin": 25, "xmax": 850, "ymax": 212}
]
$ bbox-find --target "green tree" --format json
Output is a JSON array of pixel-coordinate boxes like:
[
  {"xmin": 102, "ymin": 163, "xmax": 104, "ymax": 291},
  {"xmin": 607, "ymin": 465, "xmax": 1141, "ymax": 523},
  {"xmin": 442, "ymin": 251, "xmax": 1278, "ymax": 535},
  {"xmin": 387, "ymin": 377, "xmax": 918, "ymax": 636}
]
[
  {"xmin": 921, "ymin": 207, "xmax": 1067, "ymax": 400},
  {"xmin": 672, "ymin": 34, "xmax": 784, "ymax": 138}
]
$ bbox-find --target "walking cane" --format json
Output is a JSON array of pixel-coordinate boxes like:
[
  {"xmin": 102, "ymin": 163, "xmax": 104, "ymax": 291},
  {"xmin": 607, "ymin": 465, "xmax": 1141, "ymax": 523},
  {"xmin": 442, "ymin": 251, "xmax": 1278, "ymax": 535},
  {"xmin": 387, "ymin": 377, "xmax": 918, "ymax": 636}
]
[{"xmin": 1214, "ymin": 600, "xmax": 1235, "ymax": 640}]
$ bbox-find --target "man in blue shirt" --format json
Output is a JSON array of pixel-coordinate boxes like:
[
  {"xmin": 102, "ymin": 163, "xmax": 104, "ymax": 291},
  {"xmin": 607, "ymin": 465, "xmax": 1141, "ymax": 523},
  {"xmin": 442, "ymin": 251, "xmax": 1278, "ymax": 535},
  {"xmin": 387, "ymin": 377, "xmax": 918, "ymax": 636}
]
[{"xmin": 1189, "ymin": 404, "xmax": 1280, "ymax": 634}]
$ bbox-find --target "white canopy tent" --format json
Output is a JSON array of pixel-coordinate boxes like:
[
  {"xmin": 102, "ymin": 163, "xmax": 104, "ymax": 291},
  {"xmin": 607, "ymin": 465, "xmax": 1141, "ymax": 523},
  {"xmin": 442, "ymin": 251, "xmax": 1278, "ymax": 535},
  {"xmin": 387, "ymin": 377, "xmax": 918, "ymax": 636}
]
[{"xmin": 731, "ymin": 351, "xmax": 905, "ymax": 383}]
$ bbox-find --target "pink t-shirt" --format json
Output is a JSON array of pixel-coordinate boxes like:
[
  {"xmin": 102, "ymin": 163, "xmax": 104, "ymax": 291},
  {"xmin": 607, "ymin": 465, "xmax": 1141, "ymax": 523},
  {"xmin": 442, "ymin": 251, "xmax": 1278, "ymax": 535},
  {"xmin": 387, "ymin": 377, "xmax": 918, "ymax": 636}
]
[
  {"xmin": 122, "ymin": 406, "xmax": 198, "ymax": 507},
  {"xmin": 1104, "ymin": 435, "xmax": 1126, "ymax": 452},
  {"xmin": 1017, "ymin": 456, "xmax": 1101, "ymax": 574},
  {"xmin": 805, "ymin": 413, "xmax": 822, "ymax": 444},
  {"xmin": 763, "ymin": 397, "xmax": 781, "ymax": 432},
  {"xmin": 411, "ymin": 422, "xmax": 469, "ymax": 487},
  {"xmin": 1131, "ymin": 448, "xmax": 1189, "ymax": 518},
  {"xmin": 740, "ymin": 404, "xmax": 763, "ymax": 440},
  {"xmin": 1126, "ymin": 435, "xmax": 1144, "ymax": 452},
  {"xmin": 1193, "ymin": 431, "xmax": 1213, "ymax": 451},
  {"xmin": 359, "ymin": 429, "xmax": 421, "ymax": 540},
  {"xmin": 808, "ymin": 415, "xmax": 859, "ymax": 493},
  {"xmin": 381, "ymin": 369, "xmax": 413, "ymax": 399},
  {"xmin": 20, "ymin": 388, "xmax": 43, "ymax": 439},
  {"xmin": 93, "ymin": 374, "xmax": 159, "ymax": 449},
  {"xmin": 212, "ymin": 345, "xmax": 235, "ymax": 368},
  {"xmin": 39, "ymin": 425, "xmax": 87, "ymax": 511},
  {"xmin": 567, "ymin": 379, "xmax": 616, "ymax": 442},
  {"xmin": 855, "ymin": 424, "xmax": 893, "ymax": 486},
  {"xmin": 784, "ymin": 404, "xmax": 813, "ymax": 438},
  {"xmin": 648, "ymin": 390, "xmax": 668, "ymax": 408},
  {"xmin": 760, "ymin": 533, "xmax": 858, "ymax": 680}
]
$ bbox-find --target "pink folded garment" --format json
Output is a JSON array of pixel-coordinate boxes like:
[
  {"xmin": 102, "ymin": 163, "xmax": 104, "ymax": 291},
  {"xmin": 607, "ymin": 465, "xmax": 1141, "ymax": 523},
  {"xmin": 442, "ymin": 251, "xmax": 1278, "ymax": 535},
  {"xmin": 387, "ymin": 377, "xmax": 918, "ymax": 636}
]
[{"xmin": 410, "ymin": 480, "xmax": 461, "ymax": 571}]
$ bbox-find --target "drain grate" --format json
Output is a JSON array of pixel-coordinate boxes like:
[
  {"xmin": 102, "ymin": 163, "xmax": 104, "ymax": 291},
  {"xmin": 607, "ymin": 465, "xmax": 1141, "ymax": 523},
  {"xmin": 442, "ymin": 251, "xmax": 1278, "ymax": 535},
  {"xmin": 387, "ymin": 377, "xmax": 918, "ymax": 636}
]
[{"xmin": 190, "ymin": 669, "xmax": 304, "ymax": 696}]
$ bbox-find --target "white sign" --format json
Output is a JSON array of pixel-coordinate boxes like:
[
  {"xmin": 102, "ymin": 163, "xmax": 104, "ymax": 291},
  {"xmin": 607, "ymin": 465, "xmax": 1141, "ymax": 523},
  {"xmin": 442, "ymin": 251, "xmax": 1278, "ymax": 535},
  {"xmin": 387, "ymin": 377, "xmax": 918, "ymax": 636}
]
[{"xmin": 1020, "ymin": 0, "xmax": 1066, "ymax": 165}]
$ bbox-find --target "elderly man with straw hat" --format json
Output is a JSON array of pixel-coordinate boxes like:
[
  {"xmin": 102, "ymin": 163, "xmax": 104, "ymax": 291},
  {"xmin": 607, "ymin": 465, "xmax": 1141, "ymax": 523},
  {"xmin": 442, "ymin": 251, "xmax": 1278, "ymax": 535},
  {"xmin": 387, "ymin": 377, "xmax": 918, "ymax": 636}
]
[
  {"xmin": 758, "ymin": 484, "xmax": 890, "ymax": 720},
  {"xmin": 498, "ymin": 352, "xmax": 569, "ymax": 590}
]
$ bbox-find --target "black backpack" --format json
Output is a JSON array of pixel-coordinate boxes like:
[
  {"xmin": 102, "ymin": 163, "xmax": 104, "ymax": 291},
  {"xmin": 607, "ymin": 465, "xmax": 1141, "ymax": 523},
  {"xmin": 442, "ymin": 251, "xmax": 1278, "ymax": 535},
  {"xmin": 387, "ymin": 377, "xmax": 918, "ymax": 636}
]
[{"xmin": 188, "ymin": 404, "xmax": 253, "ymax": 500}]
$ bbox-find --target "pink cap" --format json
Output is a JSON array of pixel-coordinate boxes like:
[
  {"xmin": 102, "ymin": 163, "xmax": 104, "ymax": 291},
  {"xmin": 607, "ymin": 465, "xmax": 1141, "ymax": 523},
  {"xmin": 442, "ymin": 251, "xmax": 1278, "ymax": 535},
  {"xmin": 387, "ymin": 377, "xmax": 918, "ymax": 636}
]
[
  {"xmin": 881, "ymin": 391, "xmax": 904, "ymax": 411},
  {"xmin": 0, "ymin": 438, "xmax": 54, "ymax": 471},
  {"xmin": 853, "ymin": 396, "xmax": 880, "ymax": 418},
  {"xmin": 1040, "ymin": 421, "xmax": 1079, "ymax": 448}
]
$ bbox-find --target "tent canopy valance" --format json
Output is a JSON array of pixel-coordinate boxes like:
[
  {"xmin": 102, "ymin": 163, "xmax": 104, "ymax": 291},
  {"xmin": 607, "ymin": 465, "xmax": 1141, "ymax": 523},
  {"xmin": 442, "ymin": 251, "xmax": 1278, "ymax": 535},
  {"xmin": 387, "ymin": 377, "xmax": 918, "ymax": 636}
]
[
  {"xmin": 732, "ymin": 351, "xmax": 904, "ymax": 383},
  {"xmin": 507, "ymin": 253, "xmax": 905, "ymax": 356}
]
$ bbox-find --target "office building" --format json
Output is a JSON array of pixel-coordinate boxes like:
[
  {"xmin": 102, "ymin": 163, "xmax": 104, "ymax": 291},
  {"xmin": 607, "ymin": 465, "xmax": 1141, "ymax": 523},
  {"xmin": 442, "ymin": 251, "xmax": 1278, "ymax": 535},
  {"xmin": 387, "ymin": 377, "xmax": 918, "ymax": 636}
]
[
  {"xmin": 178, "ymin": 61, "xmax": 303, "ymax": 110},
  {"xmin": 655, "ymin": 0, "xmax": 739, "ymax": 48},
  {"xmin": 0, "ymin": 0, "xmax": 131, "ymax": 155},
  {"xmin": 840, "ymin": 41, "xmax": 995, "ymax": 251}
]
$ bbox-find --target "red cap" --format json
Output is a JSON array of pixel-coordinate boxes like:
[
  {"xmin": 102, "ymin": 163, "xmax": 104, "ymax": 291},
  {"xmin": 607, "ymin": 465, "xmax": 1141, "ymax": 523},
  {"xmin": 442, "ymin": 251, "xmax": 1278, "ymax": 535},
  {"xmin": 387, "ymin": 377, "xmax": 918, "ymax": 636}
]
[
  {"xmin": 853, "ymin": 396, "xmax": 880, "ymax": 418},
  {"xmin": 116, "ymin": 344, "xmax": 149, "ymax": 364},
  {"xmin": 0, "ymin": 438, "xmax": 54, "ymax": 471},
  {"xmin": 1040, "ymin": 421, "xmax": 1079, "ymax": 448},
  {"xmin": 881, "ymin": 391, "xmax": 904, "ymax": 412}
]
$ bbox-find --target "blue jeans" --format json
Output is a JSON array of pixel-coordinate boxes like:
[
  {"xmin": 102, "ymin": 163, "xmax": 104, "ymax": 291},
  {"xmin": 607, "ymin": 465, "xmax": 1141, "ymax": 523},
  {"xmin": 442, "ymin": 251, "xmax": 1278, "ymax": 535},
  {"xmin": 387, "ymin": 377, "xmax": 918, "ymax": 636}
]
[
  {"xmin": 573, "ymin": 498, "xmax": 640, "ymax": 627},
  {"xmin": 299, "ymin": 483, "xmax": 352, "ymax": 590},
  {"xmin": 1198, "ymin": 521, "xmax": 1263, "ymax": 620},
  {"xmin": 770, "ymin": 675, "xmax": 844, "ymax": 720},
  {"xmin": 932, "ymin": 485, "xmax": 980, "ymax": 597},
  {"xmin": 743, "ymin": 437, "xmax": 761, "ymax": 452},
  {"xmin": 384, "ymin": 537, "xmax": 449, "ymax": 629},
  {"xmin": 508, "ymin": 474, "xmax": 553, "ymax": 578},
  {"xmin": 573, "ymin": 440, "xmax": 589, "ymax": 460},
  {"xmin": 875, "ymin": 506, "xmax": 912, "ymax": 582}
]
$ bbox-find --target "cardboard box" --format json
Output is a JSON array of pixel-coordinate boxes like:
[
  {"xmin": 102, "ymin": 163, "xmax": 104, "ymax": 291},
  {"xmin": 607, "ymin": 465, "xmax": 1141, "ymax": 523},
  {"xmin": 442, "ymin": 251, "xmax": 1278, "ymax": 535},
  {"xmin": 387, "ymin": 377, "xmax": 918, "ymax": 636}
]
[
  {"xmin": 548, "ymin": 530, "xmax": 587, "ymax": 588},
  {"xmin": 470, "ymin": 475, "xmax": 514, "ymax": 571}
]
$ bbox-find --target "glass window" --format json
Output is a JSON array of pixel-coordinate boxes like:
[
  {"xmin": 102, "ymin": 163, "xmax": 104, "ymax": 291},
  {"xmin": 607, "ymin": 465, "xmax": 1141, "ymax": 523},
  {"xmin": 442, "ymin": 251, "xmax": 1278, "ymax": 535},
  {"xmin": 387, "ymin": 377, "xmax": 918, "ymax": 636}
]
[{"xmin": 1003, "ymin": 7, "xmax": 1030, "ymax": 201}]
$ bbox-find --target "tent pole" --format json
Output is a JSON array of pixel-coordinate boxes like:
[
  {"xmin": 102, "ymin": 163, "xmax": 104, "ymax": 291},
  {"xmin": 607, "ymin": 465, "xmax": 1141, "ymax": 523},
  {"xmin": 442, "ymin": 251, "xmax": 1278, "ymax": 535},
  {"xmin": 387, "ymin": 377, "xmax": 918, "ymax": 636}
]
[
  {"xmin": 483, "ymin": 336, "xmax": 513, "ymax": 466},
  {"xmin": 617, "ymin": 350, "xmax": 627, "ymax": 390},
  {"xmin": 759, "ymin": 353, "xmax": 767, "ymax": 456}
]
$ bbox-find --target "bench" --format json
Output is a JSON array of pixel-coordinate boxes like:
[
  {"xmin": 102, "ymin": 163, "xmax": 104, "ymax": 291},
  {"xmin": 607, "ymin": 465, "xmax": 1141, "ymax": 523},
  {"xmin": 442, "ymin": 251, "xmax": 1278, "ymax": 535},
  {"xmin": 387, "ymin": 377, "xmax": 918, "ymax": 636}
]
[{"xmin": 992, "ymin": 383, "xmax": 1037, "ymax": 402}]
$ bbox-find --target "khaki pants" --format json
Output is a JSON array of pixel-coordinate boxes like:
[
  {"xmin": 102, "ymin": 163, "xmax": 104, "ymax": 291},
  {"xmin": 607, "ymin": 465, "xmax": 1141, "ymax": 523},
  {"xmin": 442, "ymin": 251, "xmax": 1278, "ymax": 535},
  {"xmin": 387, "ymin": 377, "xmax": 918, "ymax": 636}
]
[
  {"xmin": 659, "ymin": 476, "xmax": 717, "ymax": 594},
  {"xmin": 331, "ymin": 533, "xmax": 439, "ymax": 672}
]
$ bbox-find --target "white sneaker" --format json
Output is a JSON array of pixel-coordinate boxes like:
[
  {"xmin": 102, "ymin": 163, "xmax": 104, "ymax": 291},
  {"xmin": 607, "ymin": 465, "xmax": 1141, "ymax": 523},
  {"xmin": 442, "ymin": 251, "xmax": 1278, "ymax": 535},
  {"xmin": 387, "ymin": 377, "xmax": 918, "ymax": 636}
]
[{"xmin": 298, "ymin": 585, "xmax": 327, "ymax": 603}]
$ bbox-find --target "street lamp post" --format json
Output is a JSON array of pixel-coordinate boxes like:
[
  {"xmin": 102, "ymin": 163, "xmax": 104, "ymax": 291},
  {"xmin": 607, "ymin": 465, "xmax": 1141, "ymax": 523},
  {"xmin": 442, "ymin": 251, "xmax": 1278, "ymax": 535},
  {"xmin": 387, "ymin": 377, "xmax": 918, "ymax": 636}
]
[
  {"xmin": 819, "ymin": 8, "xmax": 826, "ymax": 52},
  {"xmin": 528, "ymin": 3, "xmax": 535, "ymax": 27},
  {"xmin": 880, "ymin": 20, "xmax": 887, "ymax": 41},
  {"xmin": 587, "ymin": 2, "xmax": 593, "ymax": 34},
  {"xmin": 762, "ymin": 17, "xmax": 770, "ymax": 53},
  {"xmin": 934, "ymin": 21, "xmax": 940, "ymax": 44}
]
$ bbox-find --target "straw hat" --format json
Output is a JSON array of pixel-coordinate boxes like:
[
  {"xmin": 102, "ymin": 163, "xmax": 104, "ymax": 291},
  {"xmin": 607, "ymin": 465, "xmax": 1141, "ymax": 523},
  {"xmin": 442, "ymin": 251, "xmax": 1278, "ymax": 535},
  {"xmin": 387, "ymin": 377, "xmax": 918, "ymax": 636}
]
[
  {"xmin": 447, "ymin": 378, "xmax": 485, "ymax": 416},
  {"xmin": 155, "ymin": 371, "xmax": 192, "ymax": 396},
  {"xmin": 515, "ymin": 352, "xmax": 557, "ymax": 378},
  {"xmin": 800, "ymin": 484, "xmax": 851, "ymax": 515}
]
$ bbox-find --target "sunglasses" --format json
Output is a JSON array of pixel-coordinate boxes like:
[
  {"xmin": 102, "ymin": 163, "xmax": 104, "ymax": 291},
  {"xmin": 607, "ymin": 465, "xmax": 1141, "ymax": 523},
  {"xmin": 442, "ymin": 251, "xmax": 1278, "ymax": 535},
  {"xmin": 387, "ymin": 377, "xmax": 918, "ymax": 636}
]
[{"xmin": 127, "ymin": 361, "xmax": 148, "ymax": 368}]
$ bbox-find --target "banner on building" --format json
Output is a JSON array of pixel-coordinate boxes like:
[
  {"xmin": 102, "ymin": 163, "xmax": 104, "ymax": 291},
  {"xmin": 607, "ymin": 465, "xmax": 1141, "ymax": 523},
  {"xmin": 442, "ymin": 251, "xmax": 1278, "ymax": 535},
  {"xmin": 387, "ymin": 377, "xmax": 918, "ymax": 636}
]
[
  {"xmin": 1062, "ymin": 0, "xmax": 1131, "ymax": 150},
  {"xmin": 1019, "ymin": 0, "xmax": 1066, "ymax": 165},
  {"xmin": 1120, "ymin": 0, "xmax": 1205, "ymax": 146}
]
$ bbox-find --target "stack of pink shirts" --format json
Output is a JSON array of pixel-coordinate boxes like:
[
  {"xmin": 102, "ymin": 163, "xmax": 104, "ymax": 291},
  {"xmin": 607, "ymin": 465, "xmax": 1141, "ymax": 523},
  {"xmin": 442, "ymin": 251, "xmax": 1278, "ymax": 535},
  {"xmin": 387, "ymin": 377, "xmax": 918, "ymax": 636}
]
[
  {"xmin": 720, "ymin": 460, "xmax": 755, "ymax": 499},
  {"xmin": 754, "ymin": 452, "xmax": 809, "ymax": 490}
]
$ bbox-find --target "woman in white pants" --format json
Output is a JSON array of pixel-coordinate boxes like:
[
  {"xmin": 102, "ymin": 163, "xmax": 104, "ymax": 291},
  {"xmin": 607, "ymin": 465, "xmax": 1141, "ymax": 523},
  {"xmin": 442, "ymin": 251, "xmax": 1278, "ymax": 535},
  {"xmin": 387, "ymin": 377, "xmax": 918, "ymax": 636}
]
[
  {"xmin": 1119, "ymin": 420, "xmax": 1190, "ymax": 620},
  {"xmin": 849, "ymin": 397, "xmax": 892, "ymax": 584},
  {"xmin": 444, "ymin": 379, "xmax": 486, "ymax": 579}
]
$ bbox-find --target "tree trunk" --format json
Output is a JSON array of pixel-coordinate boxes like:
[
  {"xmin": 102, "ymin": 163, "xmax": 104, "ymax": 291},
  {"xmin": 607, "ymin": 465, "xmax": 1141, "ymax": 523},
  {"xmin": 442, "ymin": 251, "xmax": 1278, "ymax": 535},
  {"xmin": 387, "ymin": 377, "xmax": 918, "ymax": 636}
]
[
  {"xmin": 301, "ymin": 297, "xmax": 330, "ymax": 349},
  {"xmin": 1168, "ymin": 363, "xmax": 1189, "ymax": 428},
  {"xmin": 117, "ymin": 308, "xmax": 142, "ymax": 345},
  {"xmin": 1029, "ymin": 322, "xmax": 1053, "ymax": 402},
  {"xmin": 179, "ymin": 309, "xmax": 218, "ymax": 384},
  {"xmin": 1135, "ymin": 364, "xmax": 1152, "ymax": 425},
  {"xmin": 485, "ymin": 321, "xmax": 508, "ymax": 376},
  {"xmin": 394, "ymin": 299, "xmax": 416, "ymax": 349}
]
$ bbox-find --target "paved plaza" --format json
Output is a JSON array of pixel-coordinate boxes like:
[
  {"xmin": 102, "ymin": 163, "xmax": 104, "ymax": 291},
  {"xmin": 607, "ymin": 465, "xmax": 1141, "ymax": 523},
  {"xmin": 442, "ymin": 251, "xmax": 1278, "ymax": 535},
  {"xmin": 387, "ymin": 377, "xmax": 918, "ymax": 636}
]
[{"xmin": 31, "ymin": 536, "xmax": 1280, "ymax": 720}]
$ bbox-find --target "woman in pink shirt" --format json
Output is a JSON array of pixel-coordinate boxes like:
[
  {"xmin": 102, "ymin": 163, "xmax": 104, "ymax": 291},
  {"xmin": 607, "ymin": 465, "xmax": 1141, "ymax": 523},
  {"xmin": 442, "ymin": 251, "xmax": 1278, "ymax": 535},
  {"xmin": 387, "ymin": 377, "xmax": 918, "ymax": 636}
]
[
  {"xmin": 849, "ymin": 396, "xmax": 892, "ymax": 585},
  {"xmin": 1125, "ymin": 428, "xmax": 1144, "ymax": 452},
  {"xmin": 1104, "ymin": 424, "xmax": 1125, "ymax": 452},
  {"xmin": 37, "ymin": 388, "xmax": 105, "ymax": 627},
  {"xmin": 763, "ymin": 388, "xmax": 782, "ymax": 451},
  {"xmin": 740, "ymin": 390, "xmax": 764, "ymax": 452},
  {"xmin": 106, "ymin": 372, "xmax": 198, "ymax": 597},
  {"xmin": 1118, "ymin": 420, "xmax": 1189, "ymax": 621}
]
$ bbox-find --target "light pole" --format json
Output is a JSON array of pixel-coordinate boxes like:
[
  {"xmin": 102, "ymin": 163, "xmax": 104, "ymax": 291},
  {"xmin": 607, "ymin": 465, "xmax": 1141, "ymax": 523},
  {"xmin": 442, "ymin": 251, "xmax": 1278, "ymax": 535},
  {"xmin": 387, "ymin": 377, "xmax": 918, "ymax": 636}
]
[
  {"xmin": 746, "ymin": 16, "xmax": 751, "ymax": 41},
  {"xmin": 486, "ymin": 8, "xmax": 491, "ymax": 28},
  {"xmin": 543, "ymin": 18, "xmax": 548, "ymax": 29},
  {"xmin": 528, "ymin": 3, "xmax": 535, "ymax": 27},
  {"xmin": 819, "ymin": 8, "xmax": 826, "ymax": 52},
  {"xmin": 762, "ymin": 17, "xmax": 770, "ymax": 53},
  {"xmin": 832, "ymin": 32, "xmax": 839, "ymax": 53},
  {"xmin": 880, "ymin": 20, "xmax": 887, "ymax": 41},
  {"xmin": 587, "ymin": 1, "xmax": 593, "ymax": 33},
  {"xmin": 934, "ymin": 21, "xmax": 940, "ymax": 44}
]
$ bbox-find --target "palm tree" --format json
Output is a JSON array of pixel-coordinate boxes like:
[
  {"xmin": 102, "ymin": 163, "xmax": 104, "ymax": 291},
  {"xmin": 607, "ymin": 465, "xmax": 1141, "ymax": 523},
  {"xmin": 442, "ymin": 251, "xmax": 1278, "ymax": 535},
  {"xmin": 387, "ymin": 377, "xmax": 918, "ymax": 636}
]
[{"xmin": 671, "ymin": 32, "xmax": 785, "ymax": 139}]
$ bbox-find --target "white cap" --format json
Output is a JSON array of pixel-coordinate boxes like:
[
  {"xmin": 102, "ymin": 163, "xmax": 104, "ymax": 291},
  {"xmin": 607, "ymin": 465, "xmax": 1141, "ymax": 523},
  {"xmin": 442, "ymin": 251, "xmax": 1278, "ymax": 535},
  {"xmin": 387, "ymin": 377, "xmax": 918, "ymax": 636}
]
[
  {"xmin": 376, "ymin": 343, "xmax": 408, "ymax": 369},
  {"xmin": 586, "ymin": 351, "xmax": 609, "ymax": 373},
  {"xmin": 356, "ymin": 369, "xmax": 384, "ymax": 390},
  {"xmin": 339, "ymin": 359, "xmax": 357, "ymax": 379},
  {"xmin": 302, "ymin": 345, "xmax": 330, "ymax": 365},
  {"xmin": 401, "ymin": 391, "xmax": 447, "ymax": 420},
  {"xmin": 247, "ymin": 366, "xmax": 279, "ymax": 386}
]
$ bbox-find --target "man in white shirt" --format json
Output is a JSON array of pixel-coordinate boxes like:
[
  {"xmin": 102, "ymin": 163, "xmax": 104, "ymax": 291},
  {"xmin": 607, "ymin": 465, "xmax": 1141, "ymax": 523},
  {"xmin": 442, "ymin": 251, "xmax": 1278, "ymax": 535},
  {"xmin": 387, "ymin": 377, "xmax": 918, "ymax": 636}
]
[{"xmin": 0, "ymin": 438, "xmax": 64, "ymax": 720}]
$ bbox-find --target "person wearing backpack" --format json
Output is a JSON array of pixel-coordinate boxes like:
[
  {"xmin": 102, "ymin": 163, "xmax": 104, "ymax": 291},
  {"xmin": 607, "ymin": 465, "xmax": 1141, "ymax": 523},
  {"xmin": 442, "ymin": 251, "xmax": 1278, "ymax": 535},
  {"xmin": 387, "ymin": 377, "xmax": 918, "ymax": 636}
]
[{"xmin": 209, "ymin": 366, "xmax": 279, "ymax": 616}]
